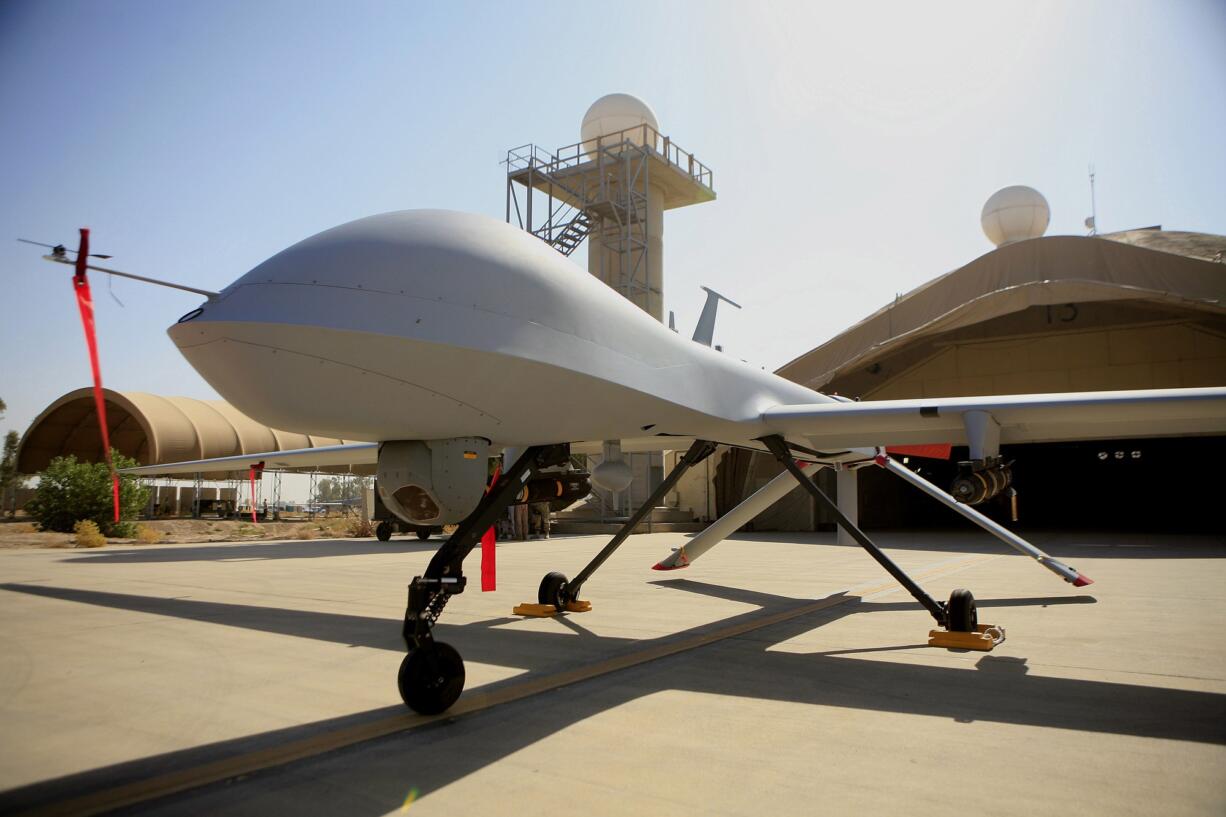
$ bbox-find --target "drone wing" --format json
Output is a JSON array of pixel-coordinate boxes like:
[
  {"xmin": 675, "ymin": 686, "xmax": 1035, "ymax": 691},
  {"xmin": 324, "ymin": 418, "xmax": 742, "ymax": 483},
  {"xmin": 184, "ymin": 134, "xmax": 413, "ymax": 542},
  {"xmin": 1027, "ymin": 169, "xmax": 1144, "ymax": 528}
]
[
  {"xmin": 761, "ymin": 386, "xmax": 1226, "ymax": 450},
  {"xmin": 119, "ymin": 442, "xmax": 379, "ymax": 477}
]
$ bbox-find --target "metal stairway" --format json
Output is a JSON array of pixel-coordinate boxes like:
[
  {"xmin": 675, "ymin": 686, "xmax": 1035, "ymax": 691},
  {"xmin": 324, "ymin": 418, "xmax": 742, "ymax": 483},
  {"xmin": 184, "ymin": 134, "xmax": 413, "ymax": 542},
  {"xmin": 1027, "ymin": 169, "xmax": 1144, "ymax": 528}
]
[{"xmin": 539, "ymin": 209, "xmax": 595, "ymax": 256}]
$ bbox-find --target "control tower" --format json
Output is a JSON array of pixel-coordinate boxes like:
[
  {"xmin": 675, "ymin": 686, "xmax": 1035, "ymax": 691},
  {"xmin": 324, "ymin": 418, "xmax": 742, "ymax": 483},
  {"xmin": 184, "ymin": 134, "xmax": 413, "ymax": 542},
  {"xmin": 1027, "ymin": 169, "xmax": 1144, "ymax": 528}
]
[{"xmin": 506, "ymin": 93, "xmax": 715, "ymax": 322}]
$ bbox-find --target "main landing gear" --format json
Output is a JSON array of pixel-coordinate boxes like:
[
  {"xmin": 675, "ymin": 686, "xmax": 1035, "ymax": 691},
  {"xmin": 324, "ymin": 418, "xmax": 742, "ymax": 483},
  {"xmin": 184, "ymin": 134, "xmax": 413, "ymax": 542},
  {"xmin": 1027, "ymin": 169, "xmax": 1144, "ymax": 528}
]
[
  {"xmin": 759, "ymin": 435, "xmax": 993, "ymax": 645},
  {"xmin": 946, "ymin": 587, "xmax": 978, "ymax": 632},
  {"xmin": 529, "ymin": 440, "xmax": 719, "ymax": 616},
  {"xmin": 397, "ymin": 444, "xmax": 570, "ymax": 714}
]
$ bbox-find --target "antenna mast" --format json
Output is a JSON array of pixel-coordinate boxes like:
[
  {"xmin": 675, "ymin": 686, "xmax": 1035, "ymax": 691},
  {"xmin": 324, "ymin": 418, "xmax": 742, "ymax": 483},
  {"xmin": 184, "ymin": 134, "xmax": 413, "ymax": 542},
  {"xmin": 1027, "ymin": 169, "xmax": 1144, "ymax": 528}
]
[{"xmin": 1085, "ymin": 164, "xmax": 1098, "ymax": 236}]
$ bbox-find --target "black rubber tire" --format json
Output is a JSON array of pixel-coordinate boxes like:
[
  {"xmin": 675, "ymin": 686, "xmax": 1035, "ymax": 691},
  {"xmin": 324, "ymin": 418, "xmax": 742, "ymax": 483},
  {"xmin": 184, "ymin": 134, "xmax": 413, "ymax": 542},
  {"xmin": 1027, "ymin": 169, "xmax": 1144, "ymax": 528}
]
[
  {"xmin": 375, "ymin": 521, "xmax": 393, "ymax": 542},
  {"xmin": 947, "ymin": 588, "xmax": 978, "ymax": 632},
  {"xmin": 397, "ymin": 641, "xmax": 465, "ymax": 715},
  {"xmin": 537, "ymin": 571, "xmax": 570, "ymax": 610},
  {"xmin": 415, "ymin": 528, "xmax": 431, "ymax": 541}
]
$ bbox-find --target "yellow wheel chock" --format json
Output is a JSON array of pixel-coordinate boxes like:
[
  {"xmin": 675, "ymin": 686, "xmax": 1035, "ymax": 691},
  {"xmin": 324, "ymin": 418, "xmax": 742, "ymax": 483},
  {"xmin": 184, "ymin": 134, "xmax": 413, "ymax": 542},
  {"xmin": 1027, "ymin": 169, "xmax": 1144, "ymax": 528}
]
[
  {"xmin": 928, "ymin": 624, "xmax": 1005, "ymax": 651},
  {"xmin": 512, "ymin": 600, "xmax": 592, "ymax": 617},
  {"xmin": 512, "ymin": 603, "xmax": 557, "ymax": 617}
]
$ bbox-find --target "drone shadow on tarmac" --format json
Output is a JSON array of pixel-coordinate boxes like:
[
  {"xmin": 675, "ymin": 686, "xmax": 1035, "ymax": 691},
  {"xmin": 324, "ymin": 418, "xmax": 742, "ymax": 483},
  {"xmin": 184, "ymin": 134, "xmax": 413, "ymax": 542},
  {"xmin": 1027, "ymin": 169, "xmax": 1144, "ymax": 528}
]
[{"xmin": 0, "ymin": 575, "xmax": 1222, "ymax": 815}]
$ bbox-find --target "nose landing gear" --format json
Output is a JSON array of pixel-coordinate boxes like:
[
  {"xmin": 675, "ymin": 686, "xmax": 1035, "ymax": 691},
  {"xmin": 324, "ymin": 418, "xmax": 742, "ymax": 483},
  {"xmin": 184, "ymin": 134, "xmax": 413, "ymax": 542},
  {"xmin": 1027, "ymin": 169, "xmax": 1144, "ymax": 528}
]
[
  {"xmin": 397, "ymin": 444, "xmax": 570, "ymax": 714},
  {"xmin": 398, "ymin": 641, "xmax": 466, "ymax": 715}
]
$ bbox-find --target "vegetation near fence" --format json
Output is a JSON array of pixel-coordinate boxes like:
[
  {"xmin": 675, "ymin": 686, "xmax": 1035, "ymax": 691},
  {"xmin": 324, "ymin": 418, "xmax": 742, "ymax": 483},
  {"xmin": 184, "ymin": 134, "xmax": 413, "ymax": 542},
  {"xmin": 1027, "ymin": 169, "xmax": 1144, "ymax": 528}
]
[
  {"xmin": 0, "ymin": 430, "xmax": 19, "ymax": 513},
  {"xmin": 72, "ymin": 519, "xmax": 106, "ymax": 548},
  {"xmin": 347, "ymin": 518, "xmax": 374, "ymax": 538},
  {"xmin": 26, "ymin": 451, "xmax": 151, "ymax": 535},
  {"xmin": 0, "ymin": 395, "xmax": 19, "ymax": 516}
]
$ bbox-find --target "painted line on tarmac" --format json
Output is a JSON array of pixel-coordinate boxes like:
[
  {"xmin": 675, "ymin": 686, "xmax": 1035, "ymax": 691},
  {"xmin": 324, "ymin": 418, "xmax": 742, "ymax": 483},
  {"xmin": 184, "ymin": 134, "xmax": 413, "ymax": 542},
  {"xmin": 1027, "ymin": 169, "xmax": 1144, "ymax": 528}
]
[{"xmin": 17, "ymin": 553, "xmax": 996, "ymax": 817}]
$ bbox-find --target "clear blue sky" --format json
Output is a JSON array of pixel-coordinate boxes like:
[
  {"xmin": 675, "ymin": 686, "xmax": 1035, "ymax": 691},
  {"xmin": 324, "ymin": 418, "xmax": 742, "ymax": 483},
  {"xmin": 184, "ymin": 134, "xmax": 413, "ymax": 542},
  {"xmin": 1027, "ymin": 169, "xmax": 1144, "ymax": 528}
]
[{"xmin": 3, "ymin": 0, "xmax": 1224, "ymax": 445}]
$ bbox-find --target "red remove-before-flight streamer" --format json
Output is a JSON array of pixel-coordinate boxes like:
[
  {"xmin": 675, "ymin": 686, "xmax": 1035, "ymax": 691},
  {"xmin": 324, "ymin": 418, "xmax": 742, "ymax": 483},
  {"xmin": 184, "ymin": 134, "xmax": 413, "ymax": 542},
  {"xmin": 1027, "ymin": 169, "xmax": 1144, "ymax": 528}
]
[
  {"xmin": 481, "ymin": 465, "xmax": 501, "ymax": 592},
  {"xmin": 72, "ymin": 228, "xmax": 121, "ymax": 523}
]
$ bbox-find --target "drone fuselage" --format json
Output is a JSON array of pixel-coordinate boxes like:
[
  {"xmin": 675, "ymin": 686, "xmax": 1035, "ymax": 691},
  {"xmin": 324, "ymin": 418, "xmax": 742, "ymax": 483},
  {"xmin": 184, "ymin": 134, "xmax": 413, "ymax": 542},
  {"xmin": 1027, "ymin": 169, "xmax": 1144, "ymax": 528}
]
[{"xmin": 169, "ymin": 210, "xmax": 831, "ymax": 449}]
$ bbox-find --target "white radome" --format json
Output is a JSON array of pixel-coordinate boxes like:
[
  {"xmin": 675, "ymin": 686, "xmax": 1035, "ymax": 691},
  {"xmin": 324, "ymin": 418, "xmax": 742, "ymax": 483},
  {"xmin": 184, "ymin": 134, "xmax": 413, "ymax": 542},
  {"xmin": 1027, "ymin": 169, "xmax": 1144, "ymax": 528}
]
[
  {"xmin": 981, "ymin": 185, "xmax": 1051, "ymax": 247},
  {"xmin": 580, "ymin": 93, "xmax": 659, "ymax": 158}
]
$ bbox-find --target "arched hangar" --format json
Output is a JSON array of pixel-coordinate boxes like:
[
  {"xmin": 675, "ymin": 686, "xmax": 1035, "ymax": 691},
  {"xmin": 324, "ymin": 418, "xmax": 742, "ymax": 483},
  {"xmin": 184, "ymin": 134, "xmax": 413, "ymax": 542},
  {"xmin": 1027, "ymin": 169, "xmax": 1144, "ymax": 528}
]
[
  {"xmin": 717, "ymin": 226, "xmax": 1226, "ymax": 532},
  {"xmin": 16, "ymin": 388, "xmax": 370, "ymax": 478}
]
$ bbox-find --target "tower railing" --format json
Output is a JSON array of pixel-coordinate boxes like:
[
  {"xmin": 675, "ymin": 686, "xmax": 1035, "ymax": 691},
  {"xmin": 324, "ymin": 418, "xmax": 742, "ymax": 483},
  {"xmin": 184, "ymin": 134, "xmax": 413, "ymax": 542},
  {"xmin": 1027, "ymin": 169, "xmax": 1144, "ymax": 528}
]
[
  {"xmin": 506, "ymin": 123, "xmax": 714, "ymax": 192},
  {"xmin": 504, "ymin": 121, "xmax": 715, "ymax": 526}
]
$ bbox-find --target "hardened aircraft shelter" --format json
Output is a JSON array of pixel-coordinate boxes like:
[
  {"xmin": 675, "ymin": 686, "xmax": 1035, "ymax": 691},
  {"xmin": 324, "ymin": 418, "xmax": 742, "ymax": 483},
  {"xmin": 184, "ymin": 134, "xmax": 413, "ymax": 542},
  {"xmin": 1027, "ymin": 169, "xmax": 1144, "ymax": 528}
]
[
  {"xmin": 16, "ymin": 388, "xmax": 368, "ymax": 478},
  {"xmin": 704, "ymin": 220, "xmax": 1226, "ymax": 533}
]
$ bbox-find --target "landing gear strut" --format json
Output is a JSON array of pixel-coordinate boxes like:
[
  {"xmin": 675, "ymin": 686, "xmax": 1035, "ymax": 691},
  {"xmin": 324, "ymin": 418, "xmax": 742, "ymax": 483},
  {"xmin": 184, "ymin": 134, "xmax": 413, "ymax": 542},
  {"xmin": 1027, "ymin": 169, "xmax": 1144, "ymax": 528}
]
[
  {"xmin": 398, "ymin": 443, "xmax": 570, "ymax": 714},
  {"xmin": 536, "ymin": 440, "xmax": 718, "ymax": 611},
  {"xmin": 761, "ymin": 435, "xmax": 960, "ymax": 630}
]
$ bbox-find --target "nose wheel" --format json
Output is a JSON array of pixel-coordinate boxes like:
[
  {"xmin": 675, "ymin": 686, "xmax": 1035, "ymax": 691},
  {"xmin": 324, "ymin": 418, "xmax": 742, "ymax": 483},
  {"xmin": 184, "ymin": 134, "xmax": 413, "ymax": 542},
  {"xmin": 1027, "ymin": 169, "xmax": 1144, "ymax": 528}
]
[
  {"xmin": 398, "ymin": 641, "xmax": 465, "ymax": 715},
  {"xmin": 396, "ymin": 444, "xmax": 573, "ymax": 714}
]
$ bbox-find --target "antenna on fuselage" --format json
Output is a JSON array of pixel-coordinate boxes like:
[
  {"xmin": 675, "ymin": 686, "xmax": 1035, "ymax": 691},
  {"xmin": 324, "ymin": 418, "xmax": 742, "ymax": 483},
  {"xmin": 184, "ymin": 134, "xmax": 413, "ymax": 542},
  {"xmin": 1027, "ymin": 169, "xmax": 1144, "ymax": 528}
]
[
  {"xmin": 692, "ymin": 286, "xmax": 741, "ymax": 347},
  {"xmin": 20, "ymin": 238, "xmax": 220, "ymax": 300}
]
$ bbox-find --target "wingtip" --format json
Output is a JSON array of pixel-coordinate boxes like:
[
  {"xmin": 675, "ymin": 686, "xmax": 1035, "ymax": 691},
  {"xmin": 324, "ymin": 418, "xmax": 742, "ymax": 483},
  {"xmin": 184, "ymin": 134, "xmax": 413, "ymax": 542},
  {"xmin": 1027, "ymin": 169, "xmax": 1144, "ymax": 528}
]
[
  {"xmin": 1073, "ymin": 574, "xmax": 1094, "ymax": 587},
  {"xmin": 651, "ymin": 561, "xmax": 687, "ymax": 571}
]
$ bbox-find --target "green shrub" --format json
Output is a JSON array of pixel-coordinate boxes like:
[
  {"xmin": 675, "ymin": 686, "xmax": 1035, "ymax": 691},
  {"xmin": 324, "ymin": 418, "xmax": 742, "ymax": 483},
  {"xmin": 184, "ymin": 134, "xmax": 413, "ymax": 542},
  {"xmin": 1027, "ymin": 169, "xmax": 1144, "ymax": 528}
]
[
  {"xmin": 109, "ymin": 520, "xmax": 140, "ymax": 538},
  {"xmin": 27, "ymin": 452, "xmax": 150, "ymax": 535},
  {"xmin": 73, "ymin": 519, "xmax": 106, "ymax": 548}
]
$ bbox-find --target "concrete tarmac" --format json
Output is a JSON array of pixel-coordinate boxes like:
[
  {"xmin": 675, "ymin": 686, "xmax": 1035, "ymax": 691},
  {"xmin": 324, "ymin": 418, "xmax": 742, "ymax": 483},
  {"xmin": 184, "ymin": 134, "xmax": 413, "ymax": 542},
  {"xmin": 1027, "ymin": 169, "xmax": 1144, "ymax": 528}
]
[{"xmin": 0, "ymin": 529, "xmax": 1223, "ymax": 815}]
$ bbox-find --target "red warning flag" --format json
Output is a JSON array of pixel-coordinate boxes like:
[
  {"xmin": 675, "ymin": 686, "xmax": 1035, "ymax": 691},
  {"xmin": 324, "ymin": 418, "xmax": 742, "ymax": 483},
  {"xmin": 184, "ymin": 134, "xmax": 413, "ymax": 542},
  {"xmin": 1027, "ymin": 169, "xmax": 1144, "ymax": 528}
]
[
  {"xmin": 72, "ymin": 228, "xmax": 120, "ymax": 523},
  {"xmin": 249, "ymin": 462, "xmax": 264, "ymax": 524},
  {"xmin": 886, "ymin": 444, "xmax": 953, "ymax": 460},
  {"xmin": 481, "ymin": 465, "xmax": 501, "ymax": 592}
]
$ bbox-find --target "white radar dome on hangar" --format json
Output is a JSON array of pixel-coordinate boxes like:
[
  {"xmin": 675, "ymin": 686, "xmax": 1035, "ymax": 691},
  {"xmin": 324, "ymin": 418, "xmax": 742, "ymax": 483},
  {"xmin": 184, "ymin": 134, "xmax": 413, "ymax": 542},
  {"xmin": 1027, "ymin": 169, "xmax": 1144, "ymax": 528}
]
[
  {"xmin": 581, "ymin": 93, "xmax": 659, "ymax": 158},
  {"xmin": 980, "ymin": 185, "xmax": 1051, "ymax": 247}
]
